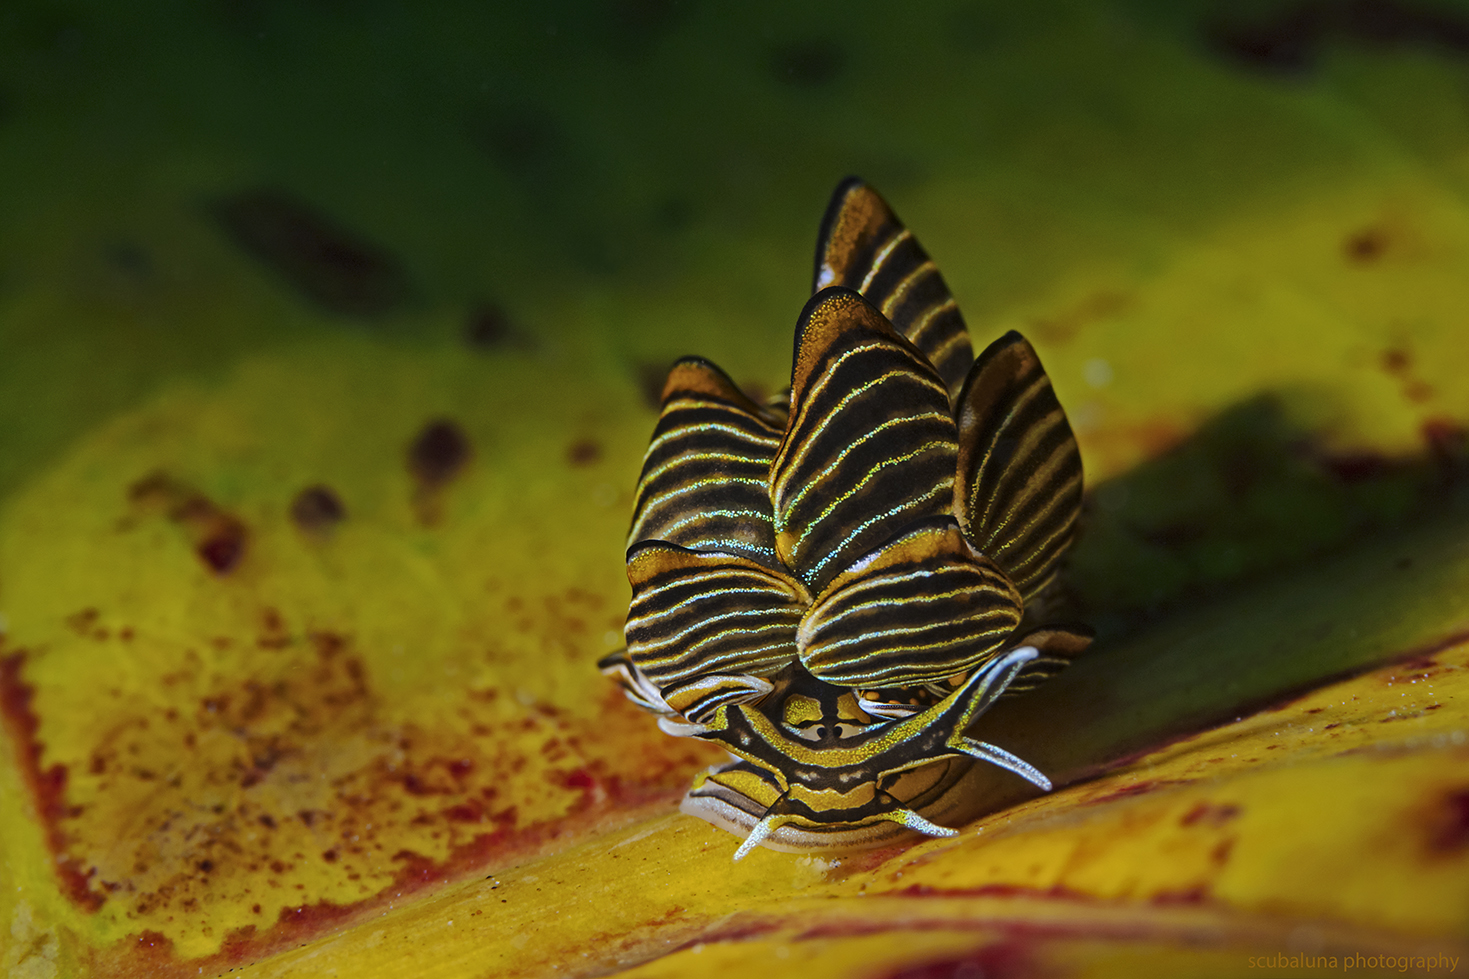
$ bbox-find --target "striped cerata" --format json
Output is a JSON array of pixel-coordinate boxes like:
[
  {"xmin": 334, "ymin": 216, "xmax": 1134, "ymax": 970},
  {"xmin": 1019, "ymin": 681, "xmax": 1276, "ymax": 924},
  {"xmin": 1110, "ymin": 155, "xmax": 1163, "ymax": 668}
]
[{"xmin": 600, "ymin": 178, "xmax": 1092, "ymax": 859}]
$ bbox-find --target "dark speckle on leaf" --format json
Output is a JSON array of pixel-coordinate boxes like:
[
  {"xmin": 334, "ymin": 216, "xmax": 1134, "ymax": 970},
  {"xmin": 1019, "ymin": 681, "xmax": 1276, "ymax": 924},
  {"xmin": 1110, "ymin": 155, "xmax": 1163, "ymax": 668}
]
[
  {"xmin": 567, "ymin": 439, "xmax": 601, "ymax": 467},
  {"xmin": 1429, "ymin": 788, "xmax": 1469, "ymax": 853},
  {"xmin": 1345, "ymin": 227, "xmax": 1387, "ymax": 262},
  {"xmin": 128, "ymin": 471, "xmax": 248, "ymax": 575},
  {"xmin": 1205, "ymin": 1, "xmax": 1469, "ymax": 76},
  {"xmin": 1381, "ymin": 348, "xmax": 1411, "ymax": 374},
  {"xmin": 409, "ymin": 420, "xmax": 471, "ymax": 488},
  {"xmin": 211, "ymin": 188, "xmax": 411, "ymax": 317},
  {"xmin": 771, "ymin": 39, "xmax": 845, "ymax": 86},
  {"xmin": 290, "ymin": 486, "xmax": 346, "ymax": 533},
  {"xmin": 465, "ymin": 301, "xmax": 514, "ymax": 349},
  {"xmin": 1205, "ymin": 6, "xmax": 1320, "ymax": 74},
  {"xmin": 197, "ymin": 530, "xmax": 246, "ymax": 574}
]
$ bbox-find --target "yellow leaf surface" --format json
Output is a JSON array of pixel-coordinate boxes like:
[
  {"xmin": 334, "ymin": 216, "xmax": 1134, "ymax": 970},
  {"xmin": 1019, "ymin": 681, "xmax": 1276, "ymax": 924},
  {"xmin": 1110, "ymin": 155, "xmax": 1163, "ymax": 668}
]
[{"xmin": 4, "ymin": 3, "xmax": 1469, "ymax": 977}]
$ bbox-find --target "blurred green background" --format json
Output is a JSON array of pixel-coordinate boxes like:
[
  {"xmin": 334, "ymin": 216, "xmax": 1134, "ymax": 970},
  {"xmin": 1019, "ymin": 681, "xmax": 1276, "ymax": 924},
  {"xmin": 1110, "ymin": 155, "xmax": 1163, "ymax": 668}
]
[{"xmin": 3, "ymin": 0, "xmax": 1468, "ymax": 635}]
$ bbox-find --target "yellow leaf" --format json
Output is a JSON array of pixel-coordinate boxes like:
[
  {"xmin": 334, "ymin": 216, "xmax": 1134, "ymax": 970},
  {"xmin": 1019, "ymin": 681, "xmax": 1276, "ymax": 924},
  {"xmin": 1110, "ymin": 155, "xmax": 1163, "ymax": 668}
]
[{"xmin": 4, "ymin": 3, "xmax": 1469, "ymax": 977}]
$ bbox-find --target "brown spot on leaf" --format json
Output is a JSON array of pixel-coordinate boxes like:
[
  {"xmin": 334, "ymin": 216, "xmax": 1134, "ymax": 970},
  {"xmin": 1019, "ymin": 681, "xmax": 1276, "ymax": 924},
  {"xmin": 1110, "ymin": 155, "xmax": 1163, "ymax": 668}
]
[
  {"xmin": 311, "ymin": 630, "xmax": 348, "ymax": 659},
  {"xmin": 1428, "ymin": 788, "xmax": 1469, "ymax": 854},
  {"xmin": 128, "ymin": 471, "xmax": 249, "ymax": 574},
  {"xmin": 290, "ymin": 485, "xmax": 346, "ymax": 534},
  {"xmin": 1206, "ymin": 1, "xmax": 1469, "ymax": 76},
  {"xmin": 1205, "ymin": 6, "xmax": 1320, "ymax": 73},
  {"xmin": 566, "ymin": 439, "xmax": 601, "ymax": 466},
  {"xmin": 211, "ymin": 188, "xmax": 411, "ymax": 317},
  {"xmin": 1151, "ymin": 885, "xmax": 1210, "ymax": 905},
  {"xmin": 1026, "ymin": 290, "xmax": 1131, "ymax": 345},
  {"xmin": 1211, "ymin": 838, "xmax": 1235, "ymax": 866},
  {"xmin": 408, "ymin": 419, "xmax": 472, "ymax": 525},
  {"xmin": 464, "ymin": 301, "xmax": 515, "ymax": 349},
  {"xmin": 1180, "ymin": 801, "xmax": 1241, "ymax": 827},
  {"xmin": 408, "ymin": 419, "xmax": 471, "ymax": 488},
  {"xmin": 257, "ymin": 607, "xmax": 290, "ymax": 650},
  {"xmin": 1345, "ymin": 227, "xmax": 1387, "ymax": 262},
  {"xmin": 65, "ymin": 607, "xmax": 99, "ymax": 634},
  {"xmin": 443, "ymin": 801, "xmax": 485, "ymax": 824}
]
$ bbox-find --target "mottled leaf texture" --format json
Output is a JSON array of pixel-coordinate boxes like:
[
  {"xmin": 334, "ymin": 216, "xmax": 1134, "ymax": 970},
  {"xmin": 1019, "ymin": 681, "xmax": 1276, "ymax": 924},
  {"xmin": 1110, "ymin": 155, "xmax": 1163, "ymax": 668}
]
[
  {"xmin": 628, "ymin": 357, "xmax": 784, "ymax": 567},
  {"xmin": 955, "ymin": 331, "xmax": 1083, "ymax": 603},
  {"xmin": 813, "ymin": 178, "xmax": 974, "ymax": 394},
  {"xmin": 797, "ymin": 516, "xmax": 1023, "ymax": 687},
  {"xmin": 624, "ymin": 541, "xmax": 809, "ymax": 689},
  {"xmin": 771, "ymin": 288, "xmax": 959, "ymax": 595}
]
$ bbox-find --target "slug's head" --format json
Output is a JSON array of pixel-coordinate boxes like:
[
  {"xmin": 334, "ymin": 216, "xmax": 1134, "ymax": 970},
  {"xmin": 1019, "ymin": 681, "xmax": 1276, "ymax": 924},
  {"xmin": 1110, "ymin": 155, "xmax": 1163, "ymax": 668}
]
[{"xmin": 681, "ymin": 647, "xmax": 1054, "ymax": 858}]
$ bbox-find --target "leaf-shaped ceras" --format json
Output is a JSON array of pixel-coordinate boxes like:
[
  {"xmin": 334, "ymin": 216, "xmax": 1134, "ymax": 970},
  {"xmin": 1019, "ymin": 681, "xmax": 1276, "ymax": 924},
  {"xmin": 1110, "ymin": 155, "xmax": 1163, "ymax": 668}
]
[
  {"xmin": 774, "ymin": 290, "xmax": 1024, "ymax": 687},
  {"xmin": 627, "ymin": 357, "xmax": 783, "ymax": 565},
  {"xmin": 815, "ymin": 177, "xmax": 974, "ymax": 394},
  {"xmin": 771, "ymin": 289, "xmax": 959, "ymax": 595},
  {"xmin": 956, "ymin": 332, "xmax": 1084, "ymax": 605},
  {"xmin": 797, "ymin": 516, "xmax": 1022, "ymax": 688},
  {"xmin": 624, "ymin": 360, "xmax": 805, "ymax": 717}
]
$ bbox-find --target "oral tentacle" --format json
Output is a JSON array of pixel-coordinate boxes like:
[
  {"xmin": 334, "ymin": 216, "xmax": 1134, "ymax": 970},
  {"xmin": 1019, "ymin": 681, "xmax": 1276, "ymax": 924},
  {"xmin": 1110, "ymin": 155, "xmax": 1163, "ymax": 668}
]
[
  {"xmin": 878, "ymin": 806, "xmax": 960, "ymax": 838},
  {"xmin": 944, "ymin": 644, "xmax": 1040, "ymax": 731},
  {"xmin": 952, "ymin": 737, "xmax": 1051, "ymax": 791},
  {"xmin": 733, "ymin": 802, "xmax": 792, "ymax": 860}
]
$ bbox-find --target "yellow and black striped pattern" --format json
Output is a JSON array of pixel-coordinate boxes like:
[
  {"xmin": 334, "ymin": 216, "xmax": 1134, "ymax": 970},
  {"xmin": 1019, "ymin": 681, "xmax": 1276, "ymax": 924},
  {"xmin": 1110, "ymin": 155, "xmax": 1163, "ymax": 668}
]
[
  {"xmin": 956, "ymin": 332, "xmax": 1085, "ymax": 603},
  {"xmin": 814, "ymin": 178, "xmax": 974, "ymax": 396},
  {"xmin": 624, "ymin": 542, "xmax": 808, "ymax": 690},
  {"xmin": 628, "ymin": 357, "xmax": 784, "ymax": 567},
  {"xmin": 797, "ymin": 516, "xmax": 1023, "ymax": 688},
  {"xmin": 772, "ymin": 290, "xmax": 958, "ymax": 595},
  {"xmin": 606, "ymin": 177, "xmax": 1093, "ymax": 856}
]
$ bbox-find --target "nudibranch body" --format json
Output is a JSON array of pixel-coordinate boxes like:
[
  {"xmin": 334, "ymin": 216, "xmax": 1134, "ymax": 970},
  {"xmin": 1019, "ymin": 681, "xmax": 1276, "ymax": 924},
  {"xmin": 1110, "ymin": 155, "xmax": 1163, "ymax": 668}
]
[{"xmin": 601, "ymin": 178, "xmax": 1091, "ymax": 856}]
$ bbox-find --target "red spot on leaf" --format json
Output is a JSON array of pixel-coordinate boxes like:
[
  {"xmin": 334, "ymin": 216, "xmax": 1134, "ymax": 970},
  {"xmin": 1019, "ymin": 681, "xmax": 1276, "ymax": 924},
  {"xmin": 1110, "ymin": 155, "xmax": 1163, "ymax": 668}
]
[
  {"xmin": 1180, "ymin": 802, "xmax": 1241, "ymax": 827},
  {"xmin": 1152, "ymin": 885, "xmax": 1210, "ymax": 905},
  {"xmin": 0, "ymin": 652, "xmax": 105, "ymax": 911},
  {"xmin": 1428, "ymin": 788, "xmax": 1469, "ymax": 854},
  {"xmin": 443, "ymin": 801, "xmax": 485, "ymax": 824}
]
